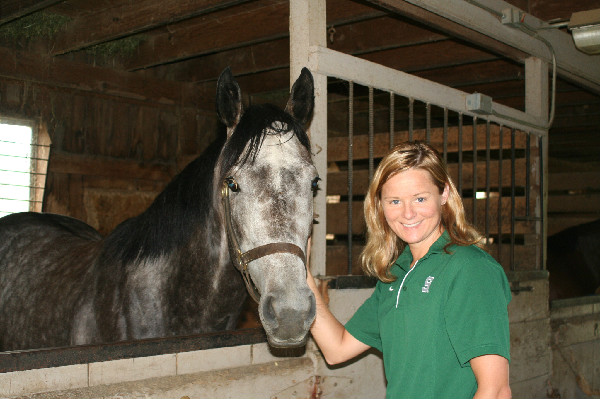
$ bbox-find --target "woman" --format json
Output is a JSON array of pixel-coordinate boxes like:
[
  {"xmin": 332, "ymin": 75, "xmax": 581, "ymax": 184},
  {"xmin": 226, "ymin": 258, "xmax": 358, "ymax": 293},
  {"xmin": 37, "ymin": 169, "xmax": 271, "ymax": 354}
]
[{"xmin": 307, "ymin": 142, "xmax": 511, "ymax": 399}]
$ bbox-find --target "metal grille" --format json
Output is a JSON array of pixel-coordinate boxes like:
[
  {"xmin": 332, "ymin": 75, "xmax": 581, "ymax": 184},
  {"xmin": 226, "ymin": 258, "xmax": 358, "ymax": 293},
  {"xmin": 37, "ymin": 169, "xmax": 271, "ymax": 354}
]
[{"xmin": 325, "ymin": 80, "xmax": 543, "ymax": 275}]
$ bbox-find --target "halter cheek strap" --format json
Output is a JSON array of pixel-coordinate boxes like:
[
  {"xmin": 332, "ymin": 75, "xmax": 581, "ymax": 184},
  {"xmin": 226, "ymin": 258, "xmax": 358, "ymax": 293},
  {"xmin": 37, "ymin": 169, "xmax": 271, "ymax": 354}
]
[{"xmin": 221, "ymin": 177, "xmax": 306, "ymax": 304}]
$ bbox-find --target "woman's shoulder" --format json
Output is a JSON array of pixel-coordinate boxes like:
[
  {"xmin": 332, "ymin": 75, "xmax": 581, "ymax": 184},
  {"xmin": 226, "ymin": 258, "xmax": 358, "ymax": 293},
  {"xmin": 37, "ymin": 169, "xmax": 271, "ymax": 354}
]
[{"xmin": 444, "ymin": 243, "xmax": 505, "ymax": 277}]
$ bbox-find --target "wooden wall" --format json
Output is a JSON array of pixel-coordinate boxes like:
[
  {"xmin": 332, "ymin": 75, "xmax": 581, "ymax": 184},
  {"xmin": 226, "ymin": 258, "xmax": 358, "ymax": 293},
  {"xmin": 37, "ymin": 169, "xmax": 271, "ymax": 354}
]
[{"xmin": 0, "ymin": 48, "xmax": 219, "ymax": 234}]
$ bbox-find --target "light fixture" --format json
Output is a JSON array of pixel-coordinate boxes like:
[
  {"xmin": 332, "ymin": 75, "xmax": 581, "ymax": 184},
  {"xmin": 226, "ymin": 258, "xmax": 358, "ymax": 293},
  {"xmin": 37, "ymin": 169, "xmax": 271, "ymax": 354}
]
[{"xmin": 569, "ymin": 9, "xmax": 600, "ymax": 55}]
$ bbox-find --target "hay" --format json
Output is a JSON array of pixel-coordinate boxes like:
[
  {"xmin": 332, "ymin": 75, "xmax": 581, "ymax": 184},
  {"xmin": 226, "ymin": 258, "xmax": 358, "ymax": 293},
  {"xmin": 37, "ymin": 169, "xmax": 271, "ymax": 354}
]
[
  {"xmin": 0, "ymin": 12, "xmax": 70, "ymax": 41},
  {"xmin": 86, "ymin": 36, "xmax": 143, "ymax": 58}
]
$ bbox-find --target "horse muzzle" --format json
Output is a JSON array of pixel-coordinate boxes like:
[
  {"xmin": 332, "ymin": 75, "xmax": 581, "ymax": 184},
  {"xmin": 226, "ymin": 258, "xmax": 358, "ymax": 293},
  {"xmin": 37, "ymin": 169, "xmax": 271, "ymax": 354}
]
[{"xmin": 259, "ymin": 288, "xmax": 316, "ymax": 348}]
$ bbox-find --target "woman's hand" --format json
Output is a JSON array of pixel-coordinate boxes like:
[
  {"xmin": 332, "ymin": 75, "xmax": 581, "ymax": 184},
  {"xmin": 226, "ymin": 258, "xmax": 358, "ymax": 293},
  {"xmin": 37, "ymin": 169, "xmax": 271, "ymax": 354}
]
[{"xmin": 305, "ymin": 236, "xmax": 370, "ymax": 365}]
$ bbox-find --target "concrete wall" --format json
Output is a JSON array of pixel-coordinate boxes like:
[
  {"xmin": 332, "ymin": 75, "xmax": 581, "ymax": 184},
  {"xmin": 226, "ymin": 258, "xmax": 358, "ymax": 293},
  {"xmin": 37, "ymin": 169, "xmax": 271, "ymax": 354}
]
[
  {"xmin": 550, "ymin": 296, "xmax": 600, "ymax": 398},
  {"xmin": 507, "ymin": 271, "xmax": 553, "ymax": 398}
]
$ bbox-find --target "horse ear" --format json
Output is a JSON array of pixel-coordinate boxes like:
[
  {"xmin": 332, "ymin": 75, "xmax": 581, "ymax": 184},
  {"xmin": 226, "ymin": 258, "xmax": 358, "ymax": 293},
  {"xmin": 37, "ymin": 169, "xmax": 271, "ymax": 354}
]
[
  {"xmin": 285, "ymin": 67, "xmax": 314, "ymax": 125},
  {"xmin": 216, "ymin": 67, "xmax": 243, "ymax": 133}
]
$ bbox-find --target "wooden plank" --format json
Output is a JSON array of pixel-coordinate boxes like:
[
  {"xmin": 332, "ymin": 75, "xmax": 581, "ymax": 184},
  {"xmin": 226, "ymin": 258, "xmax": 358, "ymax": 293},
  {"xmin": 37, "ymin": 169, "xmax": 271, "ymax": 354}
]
[
  {"xmin": 327, "ymin": 124, "xmax": 533, "ymax": 162},
  {"xmin": 49, "ymin": 152, "xmax": 175, "ymax": 181},
  {"xmin": 0, "ymin": 46, "xmax": 202, "ymax": 107},
  {"xmin": 547, "ymin": 214, "xmax": 600, "ymax": 236},
  {"xmin": 326, "ymin": 196, "xmax": 534, "ymax": 235},
  {"xmin": 84, "ymin": 175, "xmax": 167, "ymax": 193},
  {"xmin": 549, "ymin": 171, "xmax": 600, "ymax": 192},
  {"xmin": 329, "ymin": 16, "xmax": 446, "ymax": 56},
  {"xmin": 327, "ymin": 158, "xmax": 530, "ymax": 194},
  {"xmin": 529, "ymin": 0, "xmax": 600, "ymax": 22},
  {"xmin": 50, "ymin": 0, "xmax": 255, "ymax": 55},
  {"xmin": 325, "ymin": 245, "xmax": 365, "ymax": 276},
  {"xmin": 548, "ymin": 194, "xmax": 600, "ymax": 213},
  {"xmin": 361, "ymin": 40, "xmax": 499, "ymax": 75},
  {"xmin": 0, "ymin": 0, "xmax": 62, "ymax": 25},
  {"xmin": 124, "ymin": 0, "xmax": 289, "ymax": 71}
]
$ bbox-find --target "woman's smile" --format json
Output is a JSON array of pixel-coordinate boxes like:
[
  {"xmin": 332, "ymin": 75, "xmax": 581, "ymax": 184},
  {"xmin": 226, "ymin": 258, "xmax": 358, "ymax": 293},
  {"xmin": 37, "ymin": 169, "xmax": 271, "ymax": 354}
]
[{"xmin": 381, "ymin": 168, "xmax": 449, "ymax": 260}]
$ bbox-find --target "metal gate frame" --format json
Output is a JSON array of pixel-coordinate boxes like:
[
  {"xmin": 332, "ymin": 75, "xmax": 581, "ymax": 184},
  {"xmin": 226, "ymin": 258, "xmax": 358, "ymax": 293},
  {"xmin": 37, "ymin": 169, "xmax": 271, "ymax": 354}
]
[{"xmin": 290, "ymin": 0, "xmax": 557, "ymax": 277}]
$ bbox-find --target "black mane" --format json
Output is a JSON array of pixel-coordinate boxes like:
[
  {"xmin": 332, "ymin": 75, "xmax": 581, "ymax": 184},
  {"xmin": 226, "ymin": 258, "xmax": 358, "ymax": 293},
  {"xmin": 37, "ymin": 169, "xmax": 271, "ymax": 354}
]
[
  {"xmin": 218, "ymin": 103, "xmax": 311, "ymax": 180},
  {"xmin": 100, "ymin": 135, "xmax": 224, "ymax": 265},
  {"xmin": 101, "ymin": 102, "xmax": 310, "ymax": 266}
]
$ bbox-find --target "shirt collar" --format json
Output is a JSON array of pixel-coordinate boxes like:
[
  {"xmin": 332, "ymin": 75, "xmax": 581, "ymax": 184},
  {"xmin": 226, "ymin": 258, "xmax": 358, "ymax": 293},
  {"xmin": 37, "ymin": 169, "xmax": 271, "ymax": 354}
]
[{"xmin": 393, "ymin": 230, "xmax": 451, "ymax": 272}]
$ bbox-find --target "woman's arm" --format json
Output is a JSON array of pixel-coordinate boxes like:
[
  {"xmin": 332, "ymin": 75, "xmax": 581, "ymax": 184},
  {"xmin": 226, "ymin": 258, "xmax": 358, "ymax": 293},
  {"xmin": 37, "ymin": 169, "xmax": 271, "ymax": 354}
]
[
  {"xmin": 470, "ymin": 354, "xmax": 511, "ymax": 399},
  {"xmin": 306, "ymin": 239, "xmax": 370, "ymax": 365}
]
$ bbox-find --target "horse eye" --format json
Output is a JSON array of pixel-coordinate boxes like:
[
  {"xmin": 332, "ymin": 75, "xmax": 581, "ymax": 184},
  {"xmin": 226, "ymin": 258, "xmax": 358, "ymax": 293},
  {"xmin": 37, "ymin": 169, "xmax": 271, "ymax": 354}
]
[
  {"xmin": 311, "ymin": 176, "xmax": 321, "ymax": 196},
  {"xmin": 226, "ymin": 177, "xmax": 240, "ymax": 192}
]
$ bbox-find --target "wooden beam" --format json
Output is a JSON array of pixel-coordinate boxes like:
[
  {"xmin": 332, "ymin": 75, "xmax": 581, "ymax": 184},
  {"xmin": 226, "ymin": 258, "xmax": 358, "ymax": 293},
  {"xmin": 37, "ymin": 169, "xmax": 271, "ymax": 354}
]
[
  {"xmin": 0, "ymin": 0, "xmax": 62, "ymax": 26},
  {"xmin": 359, "ymin": 41, "xmax": 500, "ymax": 74},
  {"xmin": 50, "ymin": 152, "xmax": 175, "ymax": 181},
  {"xmin": 149, "ymin": 15, "xmax": 446, "ymax": 83},
  {"xmin": 50, "ymin": 0, "xmax": 255, "ymax": 55},
  {"xmin": 123, "ymin": 0, "xmax": 289, "ymax": 71},
  {"xmin": 0, "ymin": 45, "xmax": 204, "ymax": 107},
  {"xmin": 529, "ymin": 0, "xmax": 600, "ymax": 22},
  {"xmin": 124, "ymin": 0, "xmax": 384, "ymax": 71},
  {"xmin": 363, "ymin": 0, "xmax": 529, "ymax": 64},
  {"xmin": 549, "ymin": 171, "xmax": 600, "ymax": 192},
  {"xmin": 364, "ymin": 0, "xmax": 600, "ymax": 94}
]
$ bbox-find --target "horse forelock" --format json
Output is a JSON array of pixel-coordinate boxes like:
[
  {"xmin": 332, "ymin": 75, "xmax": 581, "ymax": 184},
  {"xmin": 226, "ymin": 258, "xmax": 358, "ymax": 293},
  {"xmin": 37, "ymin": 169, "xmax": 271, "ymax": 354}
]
[{"xmin": 218, "ymin": 103, "xmax": 310, "ymax": 180}]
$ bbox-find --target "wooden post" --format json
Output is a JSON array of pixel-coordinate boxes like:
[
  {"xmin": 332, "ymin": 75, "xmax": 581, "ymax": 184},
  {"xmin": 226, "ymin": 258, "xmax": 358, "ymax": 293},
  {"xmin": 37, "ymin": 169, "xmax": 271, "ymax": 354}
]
[
  {"xmin": 290, "ymin": 0, "xmax": 328, "ymax": 276},
  {"xmin": 525, "ymin": 57, "xmax": 549, "ymax": 271}
]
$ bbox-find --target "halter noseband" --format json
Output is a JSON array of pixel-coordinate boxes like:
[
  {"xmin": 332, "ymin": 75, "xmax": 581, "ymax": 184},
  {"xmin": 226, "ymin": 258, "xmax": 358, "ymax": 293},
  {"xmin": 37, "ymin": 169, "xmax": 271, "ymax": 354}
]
[{"xmin": 221, "ymin": 176, "xmax": 307, "ymax": 303}]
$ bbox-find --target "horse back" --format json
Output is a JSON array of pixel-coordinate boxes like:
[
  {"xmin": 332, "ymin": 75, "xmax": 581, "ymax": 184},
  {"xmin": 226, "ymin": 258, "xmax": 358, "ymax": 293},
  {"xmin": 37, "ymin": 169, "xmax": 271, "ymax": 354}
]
[{"xmin": 0, "ymin": 212, "xmax": 102, "ymax": 350}]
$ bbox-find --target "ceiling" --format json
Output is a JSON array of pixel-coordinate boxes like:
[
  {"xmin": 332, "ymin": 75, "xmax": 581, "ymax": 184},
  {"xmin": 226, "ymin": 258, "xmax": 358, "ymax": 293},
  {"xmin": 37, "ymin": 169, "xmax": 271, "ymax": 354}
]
[{"xmin": 1, "ymin": 0, "xmax": 599, "ymax": 168}]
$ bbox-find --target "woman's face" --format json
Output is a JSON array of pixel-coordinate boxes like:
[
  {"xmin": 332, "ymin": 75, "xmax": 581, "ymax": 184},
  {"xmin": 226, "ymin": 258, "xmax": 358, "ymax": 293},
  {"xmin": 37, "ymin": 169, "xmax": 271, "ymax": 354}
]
[{"xmin": 381, "ymin": 168, "xmax": 449, "ymax": 259}]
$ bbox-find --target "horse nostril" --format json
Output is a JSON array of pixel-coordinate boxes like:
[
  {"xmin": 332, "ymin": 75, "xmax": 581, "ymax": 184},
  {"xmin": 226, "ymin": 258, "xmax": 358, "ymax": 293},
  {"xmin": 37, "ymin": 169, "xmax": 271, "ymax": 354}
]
[{"xmin": 260, "ymin": 294, "xmax": 279, "ymax": 328}]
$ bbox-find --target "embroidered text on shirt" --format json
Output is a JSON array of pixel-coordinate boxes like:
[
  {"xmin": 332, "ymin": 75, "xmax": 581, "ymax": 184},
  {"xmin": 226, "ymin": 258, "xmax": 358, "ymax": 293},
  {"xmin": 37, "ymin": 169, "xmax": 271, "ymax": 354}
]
[{"xmin": 421, "ymin": 276, "xmax": 434, "ymax": 293}]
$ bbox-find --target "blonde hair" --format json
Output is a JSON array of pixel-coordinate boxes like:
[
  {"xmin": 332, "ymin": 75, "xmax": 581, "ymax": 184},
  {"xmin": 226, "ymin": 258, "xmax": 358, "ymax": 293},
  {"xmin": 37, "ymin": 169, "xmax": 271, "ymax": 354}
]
[{"xmin": 360, "ymin": 141, "xmax": 483, "ymax": 282}]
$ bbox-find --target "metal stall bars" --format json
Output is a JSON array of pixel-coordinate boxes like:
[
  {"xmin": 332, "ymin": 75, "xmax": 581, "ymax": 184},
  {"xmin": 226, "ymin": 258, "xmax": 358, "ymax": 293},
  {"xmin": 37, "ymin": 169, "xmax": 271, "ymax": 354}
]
[{"xmin": 314, "ymin": 51, "xmax": 546, "ymax": 277}]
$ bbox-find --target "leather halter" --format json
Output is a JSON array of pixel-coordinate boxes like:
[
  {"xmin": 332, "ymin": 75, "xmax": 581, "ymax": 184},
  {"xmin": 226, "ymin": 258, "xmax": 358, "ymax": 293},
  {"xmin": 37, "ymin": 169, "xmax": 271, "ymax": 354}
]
[{"xmin": 221, "ymin": 176, "xmax": 307, "ymax": 303}]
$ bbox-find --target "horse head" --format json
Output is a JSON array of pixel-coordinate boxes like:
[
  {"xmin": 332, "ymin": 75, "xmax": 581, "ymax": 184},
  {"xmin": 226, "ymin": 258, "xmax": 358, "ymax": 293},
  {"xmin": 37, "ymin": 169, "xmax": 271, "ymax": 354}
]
[{"xmin": 215, "ymin": 67, "xmax": 317, "ymax": 348}]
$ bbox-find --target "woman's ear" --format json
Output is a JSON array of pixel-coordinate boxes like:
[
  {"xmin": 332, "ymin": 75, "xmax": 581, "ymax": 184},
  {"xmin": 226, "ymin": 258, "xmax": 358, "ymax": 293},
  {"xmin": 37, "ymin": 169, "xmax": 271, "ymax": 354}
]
[{"xmin": 441, "ymin": 183, "xmax": 450, "ymax": 205}]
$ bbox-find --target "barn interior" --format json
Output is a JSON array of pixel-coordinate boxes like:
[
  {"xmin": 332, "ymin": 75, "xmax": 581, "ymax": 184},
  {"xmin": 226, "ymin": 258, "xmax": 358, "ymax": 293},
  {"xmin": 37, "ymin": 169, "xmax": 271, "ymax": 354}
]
[
  {"xmin": 1, "ymin": 0, "xmax": 598, "ymax": 235},
  {"xmin": 1, "ymin": 1, "xmax": 600, "ymax": 397}
]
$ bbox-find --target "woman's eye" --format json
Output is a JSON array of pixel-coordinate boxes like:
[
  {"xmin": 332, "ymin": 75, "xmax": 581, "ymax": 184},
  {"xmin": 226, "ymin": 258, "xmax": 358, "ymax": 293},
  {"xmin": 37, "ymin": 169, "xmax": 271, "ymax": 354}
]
[{"xmin": 390, "ymin": 200, "xmax": 400, "ymax": 205}]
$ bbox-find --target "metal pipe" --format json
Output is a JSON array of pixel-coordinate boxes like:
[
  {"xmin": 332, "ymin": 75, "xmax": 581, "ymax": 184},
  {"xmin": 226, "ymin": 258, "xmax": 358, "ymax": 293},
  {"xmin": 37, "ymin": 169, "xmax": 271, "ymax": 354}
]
[
  {"xmin": 497, "ymin": 126, "xmax": 503, "ymax": 264},
  {"xmin": 426, "ymin": 102, "xmax": 431, "ymax": 143},
  {"xmin": 408, "ymin": 98, "xmax": 414, "ymax": 141},
  {"xmin": 443, "ymin": 108, "xmax": 448, "ymax": 164},
  {"xmin": 485, "ymin": 120, "xmax": 491, "ymax": 243},
  {"xmin": 458, "ymin": 113, "xmax": 463, "ymax": 197},
  {"xmin": 510, "ymin": 128, "xmax": 516, "ymax": 271},
  {"xmin": 472, "ymin": 117, "xmax": 478, "ymax": 226},
  {"xmin": 347, "ymin": 82, "xmax": 354, "ymax": 275},
  {"xmin": 368, "ymin": 86, "xmax": 375, "ymax": 181},
  {"xmin": 390, "ymin": 92, "xmax": 395, "ymax": 149}
]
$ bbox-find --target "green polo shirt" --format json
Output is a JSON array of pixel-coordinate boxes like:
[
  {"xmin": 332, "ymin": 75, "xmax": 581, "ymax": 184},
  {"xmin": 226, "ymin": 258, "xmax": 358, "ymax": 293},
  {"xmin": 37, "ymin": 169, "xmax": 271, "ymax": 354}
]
[{"xmin": 345, "ymin": 232, "xmax": 511, "ymax": 399}]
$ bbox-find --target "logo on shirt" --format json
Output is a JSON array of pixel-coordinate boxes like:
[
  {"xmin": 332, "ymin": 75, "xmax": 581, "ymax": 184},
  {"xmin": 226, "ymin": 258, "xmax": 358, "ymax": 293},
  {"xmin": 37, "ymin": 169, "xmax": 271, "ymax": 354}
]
[{"xmin": 421, "ymin": 276, "xmax": 435, "ymax": 293}]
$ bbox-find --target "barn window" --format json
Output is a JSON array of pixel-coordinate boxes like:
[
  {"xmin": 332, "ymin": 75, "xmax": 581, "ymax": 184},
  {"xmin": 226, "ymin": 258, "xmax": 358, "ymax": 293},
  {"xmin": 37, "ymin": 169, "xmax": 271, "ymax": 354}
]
[{"xmin": 0, "ymin": 119, "xmax": 51, "ymax": 218}]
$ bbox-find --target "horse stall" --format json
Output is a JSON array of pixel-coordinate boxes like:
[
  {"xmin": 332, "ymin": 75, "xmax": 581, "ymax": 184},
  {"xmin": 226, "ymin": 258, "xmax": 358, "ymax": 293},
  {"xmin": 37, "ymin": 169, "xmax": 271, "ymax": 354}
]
[{"xmin": 1, "ymin": 0, "xmax": 600, "ymax": 398}]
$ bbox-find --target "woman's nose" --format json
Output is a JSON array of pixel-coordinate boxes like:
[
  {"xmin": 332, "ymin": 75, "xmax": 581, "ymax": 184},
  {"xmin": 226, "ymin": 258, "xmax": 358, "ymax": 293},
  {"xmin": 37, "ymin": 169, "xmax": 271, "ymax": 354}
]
[{"xmin": 403, "ymin": 203, "xmax": 416, "ymax": 219}]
